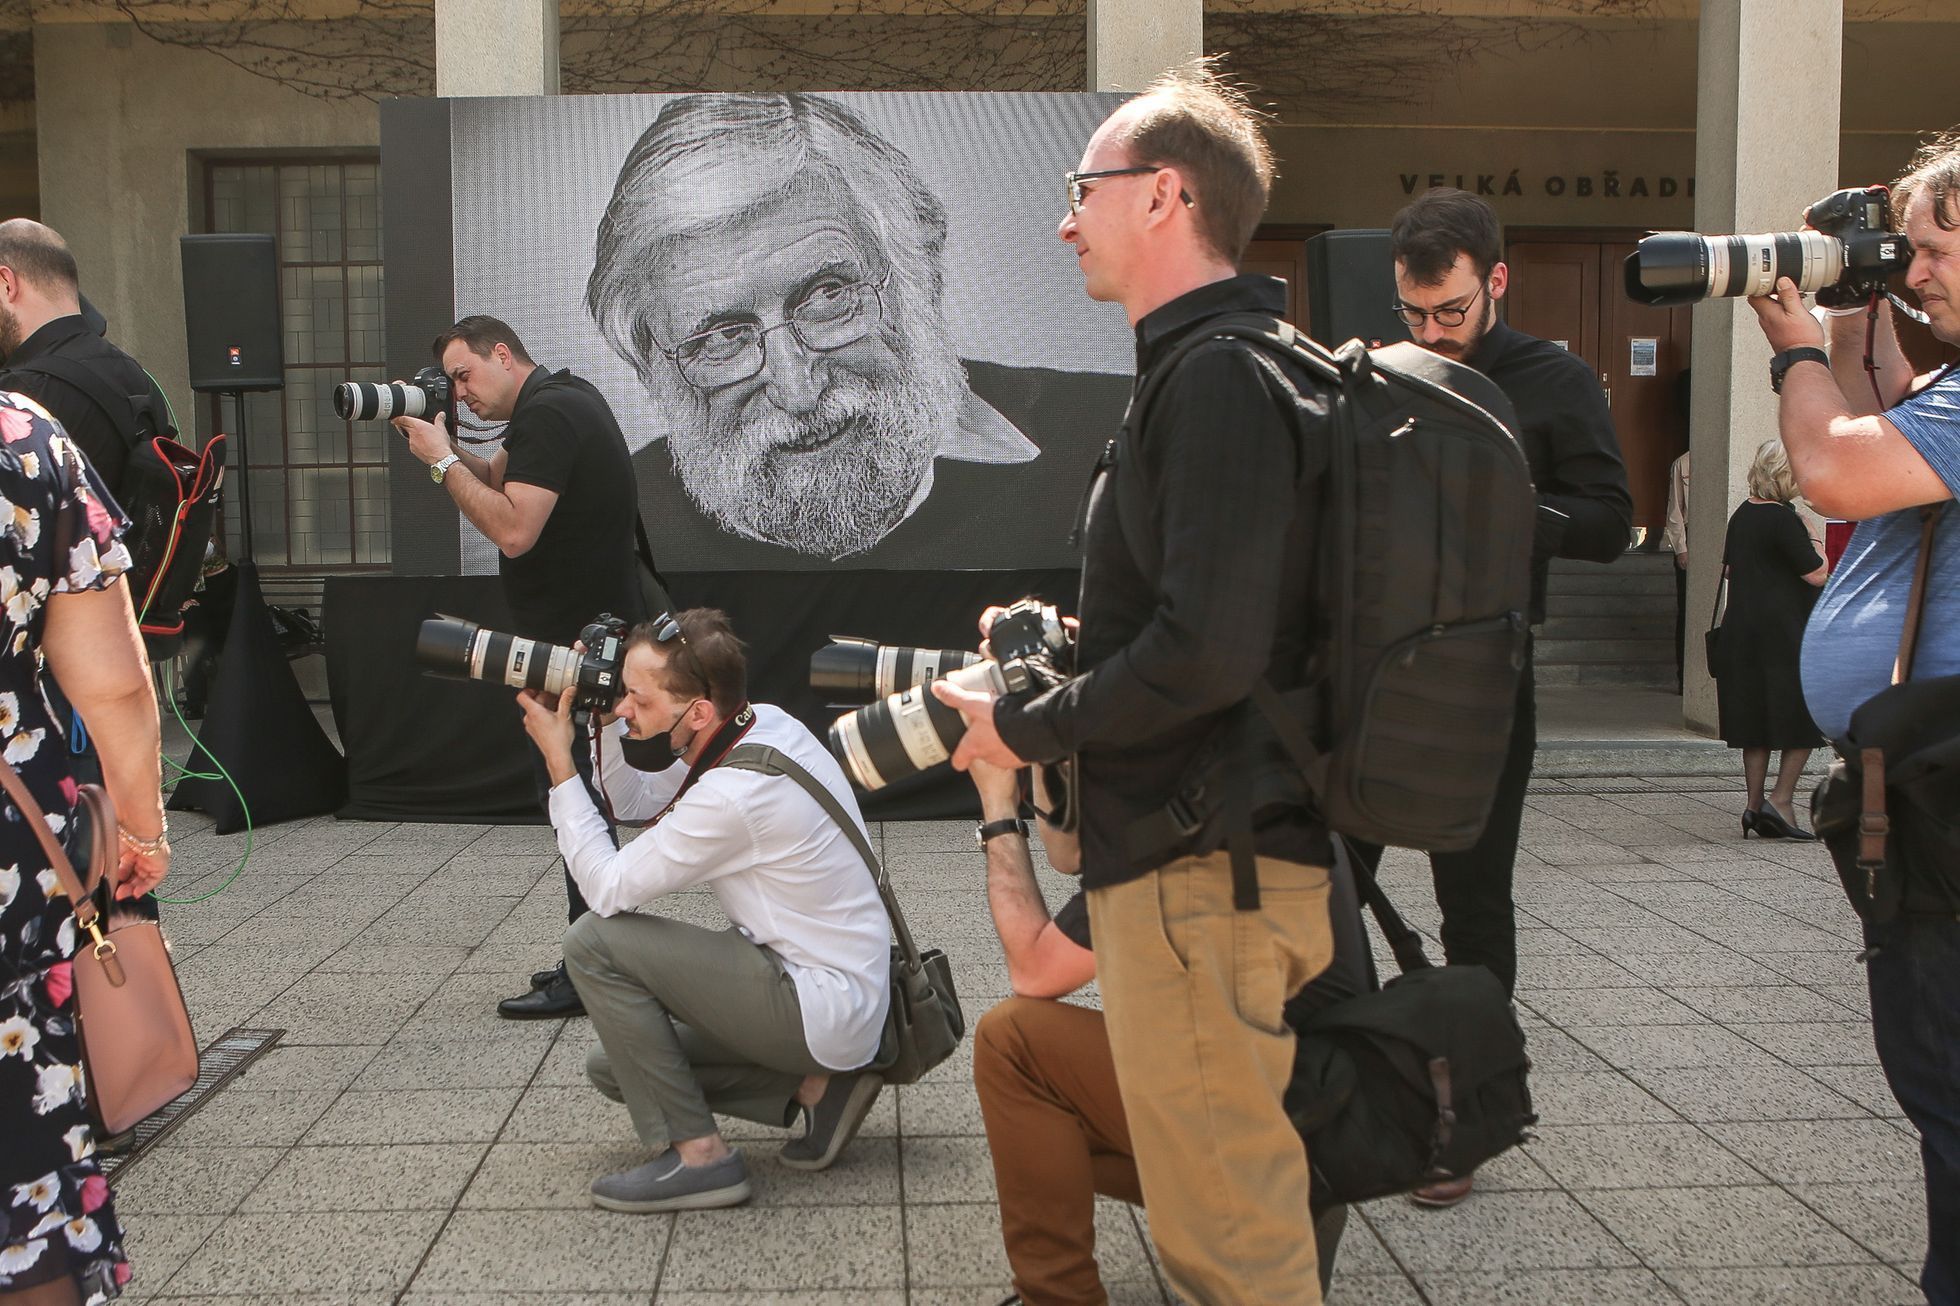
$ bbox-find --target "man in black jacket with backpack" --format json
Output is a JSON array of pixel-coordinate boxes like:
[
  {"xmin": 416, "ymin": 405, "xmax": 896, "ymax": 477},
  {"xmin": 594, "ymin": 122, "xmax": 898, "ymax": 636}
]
[
  {"xmin": 0, "ymin": 221, "xmax": 169, "ymax": 508},
  {"xmin": 934, "ymin": 63, "xmax": 1343, "ymax": 1304},
  {"xmin": 0, "ymin": 219, "xmax": 176, "ymax": 785},
  {"xmin": 1352, "ymin": 188, "xmax": 1632, "ymax": 1207}
]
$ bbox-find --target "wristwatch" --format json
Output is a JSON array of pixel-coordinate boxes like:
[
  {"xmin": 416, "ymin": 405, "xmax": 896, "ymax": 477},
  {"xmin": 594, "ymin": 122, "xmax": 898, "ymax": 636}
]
[
  {"xmin": 429, "ymin": 453, "xmax": 461, "ymax": 484},
  {"xmin": 1770, "ymin": 346, "xmax": 1831, "ymax": 394},
  {"xmin": 976, "ymin": 817, "xmax": 1029, "ymax": 847}
]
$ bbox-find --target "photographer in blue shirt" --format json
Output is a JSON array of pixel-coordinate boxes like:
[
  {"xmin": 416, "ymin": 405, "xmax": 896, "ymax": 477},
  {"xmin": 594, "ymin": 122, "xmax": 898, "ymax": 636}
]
[{"xmin": 1749, "ymin": 132, "xmax": 1960, "ymax": 1305}]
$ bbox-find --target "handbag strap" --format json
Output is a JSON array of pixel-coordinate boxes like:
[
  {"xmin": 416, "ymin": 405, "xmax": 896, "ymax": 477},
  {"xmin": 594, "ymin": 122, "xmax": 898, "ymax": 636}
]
[
  {"xmin": 0, "ymin": 764, "xmax": 106, "ymax": 935},
  {"xmin": 1893, "ymin": 503, "xmax": 1947, "ymax": 685},
  {"xmin": 1708, "ymin": 564, "xmax": 1728, "ymax": 630},
  {"xmin": 721, "ymin": 743, "xmax": 925, "ymax": 972}
]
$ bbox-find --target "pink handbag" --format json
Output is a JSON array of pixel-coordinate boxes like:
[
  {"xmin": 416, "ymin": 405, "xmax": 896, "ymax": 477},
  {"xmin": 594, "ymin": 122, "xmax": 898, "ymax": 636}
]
[{"xmin": 0, "ymin": 765, "xmax": 198, "ymax": 1135}]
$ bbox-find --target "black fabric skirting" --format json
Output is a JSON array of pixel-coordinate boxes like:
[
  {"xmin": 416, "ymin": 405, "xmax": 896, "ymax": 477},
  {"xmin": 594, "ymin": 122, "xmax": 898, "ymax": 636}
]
[{"xmin": 1717, "ymin": 661, "xmax": 1825, "ymax": 750}]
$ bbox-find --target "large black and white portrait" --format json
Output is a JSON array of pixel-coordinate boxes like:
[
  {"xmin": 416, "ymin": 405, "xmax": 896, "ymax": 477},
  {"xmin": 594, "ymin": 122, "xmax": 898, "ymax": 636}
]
[{"xmin": 446, "ymin": 92, "xmax": 1135, "ymax": 573}]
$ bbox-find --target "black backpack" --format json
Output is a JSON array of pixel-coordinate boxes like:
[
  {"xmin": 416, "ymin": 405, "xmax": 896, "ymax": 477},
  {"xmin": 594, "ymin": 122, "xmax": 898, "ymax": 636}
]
[
  {"xmin": 8, "ymin": 353, "xmax": 225, "ymax": 645},
  {"xmin": 1123, "ymin": 315, "xmax": 1535, "ymax": 901}
]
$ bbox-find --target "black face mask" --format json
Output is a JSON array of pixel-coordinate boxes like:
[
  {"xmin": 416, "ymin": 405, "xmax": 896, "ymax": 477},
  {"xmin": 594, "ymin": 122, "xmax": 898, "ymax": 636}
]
[{"xmin": 618, "ymin": 703, "xmax": 695, "ymax": 773}]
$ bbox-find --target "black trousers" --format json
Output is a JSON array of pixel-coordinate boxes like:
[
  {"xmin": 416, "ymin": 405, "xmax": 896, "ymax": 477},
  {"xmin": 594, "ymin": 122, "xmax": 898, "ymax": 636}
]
[
  {"xmin": 528, "ymin": 710, "xmax": 615, "ymax": 927},
  {"xmin": 1352, "ymin": 649, "xmax": 1536, "ymax": 996}
]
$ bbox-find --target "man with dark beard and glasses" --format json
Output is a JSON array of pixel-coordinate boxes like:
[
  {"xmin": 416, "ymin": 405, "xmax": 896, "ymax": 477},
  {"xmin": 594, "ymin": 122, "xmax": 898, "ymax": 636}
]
[
  {"xmin": 1348, "ymin": 187, "xmax": 1631, "ymax": 1208},
  {"xmin": 586, "ymin": 93, "xmax": 1046, "ymax": 565}
]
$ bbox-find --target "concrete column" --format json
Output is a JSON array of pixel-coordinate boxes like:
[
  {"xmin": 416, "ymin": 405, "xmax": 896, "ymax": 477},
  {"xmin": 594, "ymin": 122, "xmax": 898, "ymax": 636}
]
[
  {"xmin": 1088, "ymin": 0, "xmax": 1202, "ymax": 92},
  {"xmin": 436, "ymin": 0, "xmax": 560, "ymax": 97},
  {"xmin": 1682, "ymin": 0, "xmax": 1841, "ymax": 732}
]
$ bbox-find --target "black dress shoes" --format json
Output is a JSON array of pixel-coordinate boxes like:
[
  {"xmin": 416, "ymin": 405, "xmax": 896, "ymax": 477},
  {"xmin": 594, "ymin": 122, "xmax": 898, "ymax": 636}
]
[
  {"xmin": 499, "ymin": 963, "xmax": 585, "ymax": 1019},
  {"xmin": 530, "ymin": 965, "xmax": 560, "ymax": 991}
]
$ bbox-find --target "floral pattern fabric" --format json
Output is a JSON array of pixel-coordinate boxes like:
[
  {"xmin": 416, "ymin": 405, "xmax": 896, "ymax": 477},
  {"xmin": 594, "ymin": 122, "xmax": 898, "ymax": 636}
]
[{"xmin": 0, "ymin": 392, "xmax": 135, "ymax": 1303}]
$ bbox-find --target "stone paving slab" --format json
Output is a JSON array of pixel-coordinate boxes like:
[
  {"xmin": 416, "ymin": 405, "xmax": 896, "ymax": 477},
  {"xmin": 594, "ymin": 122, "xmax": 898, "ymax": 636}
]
[{"xmin": 115, "ymin": 762, "xmax": 1932, "ymax": 1304}]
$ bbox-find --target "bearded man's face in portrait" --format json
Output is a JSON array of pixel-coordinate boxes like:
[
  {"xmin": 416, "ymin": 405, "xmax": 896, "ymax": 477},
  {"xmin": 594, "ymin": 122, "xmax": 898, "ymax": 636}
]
[{"xmin": 637, "ymin": 189, "xmax": 967, "ymax": 560}]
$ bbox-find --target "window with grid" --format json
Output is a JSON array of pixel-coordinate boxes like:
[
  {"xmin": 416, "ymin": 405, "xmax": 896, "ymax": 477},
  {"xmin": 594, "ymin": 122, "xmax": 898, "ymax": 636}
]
[{"xmin": 204, "ymin": 159, "xmax": 389, "ymax": 572}]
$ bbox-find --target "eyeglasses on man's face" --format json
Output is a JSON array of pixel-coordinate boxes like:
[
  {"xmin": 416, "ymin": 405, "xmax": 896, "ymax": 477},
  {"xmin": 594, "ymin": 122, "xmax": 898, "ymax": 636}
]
[
  {"xmin": 1391, "ymin": 280, "xmax": 1490, "ymax": 329},
  {"xmin": 656, "ymin": 271, "xmax": 891, "ymax": 391},
  {"xmin": 1065, "ymin": 166, "xmax": 1196, "ymax": 216}
]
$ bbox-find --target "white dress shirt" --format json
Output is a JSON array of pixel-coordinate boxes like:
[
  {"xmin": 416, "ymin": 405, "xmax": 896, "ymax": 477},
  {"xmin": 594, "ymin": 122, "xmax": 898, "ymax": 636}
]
[{"xmin": 547, "ymin": 703, "xmax": 891, "ymax": 1071}]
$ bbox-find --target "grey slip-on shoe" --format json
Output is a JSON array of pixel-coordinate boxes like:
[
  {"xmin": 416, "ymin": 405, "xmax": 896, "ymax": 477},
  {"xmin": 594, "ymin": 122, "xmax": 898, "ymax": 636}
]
[
  {"xmin": 780, "ymin": 1070, "xmax": 883, "ymax": 1172},
  {"xmin": 590, "ymin": 1148, "xmax": 751, "ymax": 1213}
]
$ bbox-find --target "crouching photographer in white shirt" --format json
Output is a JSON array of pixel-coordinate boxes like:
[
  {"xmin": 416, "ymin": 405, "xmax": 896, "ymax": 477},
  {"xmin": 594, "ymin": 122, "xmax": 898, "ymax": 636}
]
[{"xmin": 518, "ymin": 607, "xmax": 891, "ymax": 1212}]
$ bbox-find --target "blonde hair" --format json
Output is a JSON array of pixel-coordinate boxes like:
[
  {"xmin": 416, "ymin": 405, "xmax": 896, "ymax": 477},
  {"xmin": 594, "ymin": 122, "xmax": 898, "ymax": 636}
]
[{"xmin": 1747, "ymin": 438, "xmax": 1801, "ymax": 504}]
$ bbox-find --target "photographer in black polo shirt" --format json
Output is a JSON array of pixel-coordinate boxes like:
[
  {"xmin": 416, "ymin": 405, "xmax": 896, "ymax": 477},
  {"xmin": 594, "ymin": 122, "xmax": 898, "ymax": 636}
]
[{"xmin": 395, "ymin": 315, "xmax": 648, "ymax": 1018}]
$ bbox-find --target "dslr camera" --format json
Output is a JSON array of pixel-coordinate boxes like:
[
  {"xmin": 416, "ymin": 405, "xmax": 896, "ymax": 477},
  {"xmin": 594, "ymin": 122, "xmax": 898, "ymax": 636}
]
[
  {"xmin": 417, "ymin": 612, "xmax": 629, "ymax": 713},
  {"xmin": 334, "ymin": 366, "xmax": 454, "ymax": 424},
  {"xmin": 827, "ymin": 598, "xmax": 1071, "ymax": 792},
  {"xmin": 1625, "ymin": 185, "xmax": 1912, "ymax": 309}
]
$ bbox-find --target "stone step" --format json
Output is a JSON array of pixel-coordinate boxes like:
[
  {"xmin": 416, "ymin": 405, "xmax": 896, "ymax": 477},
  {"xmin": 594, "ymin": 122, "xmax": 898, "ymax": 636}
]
[
  {"xmin": 1535, "ymin": 661, "xmax": 1680, "ymax": 688},
  {"xmin": 1548, "ymin": 552, "xmax": 1676, "ymax": 575},
  {"xmin": 1538, "ymin": 613, "xmax": 1677, "ymax": 642},
  {"xmin": 1545, "ymin": 570, "xmax": 1677, "ymax": 598},
  {"xmin": 1535, "ymin": 637, "xmax": 1676, "ymax": 665},
  {"xmin": 1551, "ymin": 593, "xmax": 1680, "ymax": 617}
]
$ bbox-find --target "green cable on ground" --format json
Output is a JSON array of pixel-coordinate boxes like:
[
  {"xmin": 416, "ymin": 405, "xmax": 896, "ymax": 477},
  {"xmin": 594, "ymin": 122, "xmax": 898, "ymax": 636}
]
[{"xmin": 151, "ymin": 661, "xmax": 253, "ymax": 905}]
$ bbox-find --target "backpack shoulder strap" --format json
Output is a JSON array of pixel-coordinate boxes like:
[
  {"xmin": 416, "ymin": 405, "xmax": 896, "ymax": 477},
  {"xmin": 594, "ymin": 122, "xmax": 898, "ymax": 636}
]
[
  {"xmin": 8, "ymin": 354, "xmax": 136, "ymax": 439},
  {"xmin": 1126, "ymin": 313, "xmax": 1343, "ymax": 443},
  {"xmin": 721, "ymin": 742, "xmax": 925, "ymax": 970}
]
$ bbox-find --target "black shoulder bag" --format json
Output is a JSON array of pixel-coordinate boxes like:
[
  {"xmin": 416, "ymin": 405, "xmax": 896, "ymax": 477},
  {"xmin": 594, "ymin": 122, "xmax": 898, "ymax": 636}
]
[{"xmin": 721, "ymin": 743, "xmax": 965, "ymax": 1084}]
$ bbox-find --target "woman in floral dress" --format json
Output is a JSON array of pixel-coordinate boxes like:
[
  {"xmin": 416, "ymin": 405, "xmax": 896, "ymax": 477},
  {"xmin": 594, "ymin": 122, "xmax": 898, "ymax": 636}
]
[{"xmin": 0, "ymin": 393, "xmax": 168, "ymax": 1306}]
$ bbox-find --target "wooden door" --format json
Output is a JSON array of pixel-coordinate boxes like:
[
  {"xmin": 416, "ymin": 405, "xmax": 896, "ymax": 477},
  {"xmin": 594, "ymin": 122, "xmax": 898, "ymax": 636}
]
[
  {"xmin": 1507, "ymin": 238, "xmax": 1690, "ymax": 533},
  {"xmin": 1503, "ymin": 242, "xmax": 1601, "ymax": 371},
  {"xmin": 1243, "ymin": 236, "xmax": 1309, "ymax": 326},
  {"xmin": 1598, "ymin": 241, "xmax": 1691, "ymax": 532}
]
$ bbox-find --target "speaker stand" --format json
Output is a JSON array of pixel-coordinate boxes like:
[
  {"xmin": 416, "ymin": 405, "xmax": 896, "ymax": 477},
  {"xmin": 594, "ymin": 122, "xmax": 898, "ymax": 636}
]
[
  {"xmin": 169, "ymin": 561, "xmax": 347, "ymax": 834},
  {"xmin": 223, "ymin": 390, "xmax": 257, "ymax": 561}
]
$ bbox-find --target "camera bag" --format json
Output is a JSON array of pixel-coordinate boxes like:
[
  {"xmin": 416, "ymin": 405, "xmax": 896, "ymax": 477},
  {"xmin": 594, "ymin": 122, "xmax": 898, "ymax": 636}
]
[
  {"xmin": 1812, "ymin": 504, "xmax": 1960, "ymax": 922},
  {"xmin": 1119, "ymin": 315, "xmax": 1534, "ymax": 907},
  {"xmin": 7, "ymin": 352, "xmax": 225, "ymax": 647},
  {"xmin": 1287, "ymin": 960, "xmax": 1536, "ymax": 1206}
]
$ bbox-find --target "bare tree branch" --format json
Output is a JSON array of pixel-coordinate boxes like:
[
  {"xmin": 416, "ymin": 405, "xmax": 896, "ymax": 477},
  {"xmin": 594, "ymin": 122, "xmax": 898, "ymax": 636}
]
[{"xmin": 20, "ymin": 0, "xmax": 1879, "ymax": 111}]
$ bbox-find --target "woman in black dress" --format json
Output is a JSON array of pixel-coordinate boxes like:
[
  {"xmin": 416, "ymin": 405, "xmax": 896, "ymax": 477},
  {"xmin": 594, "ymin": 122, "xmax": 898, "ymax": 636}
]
[
  {"xmin": 0, "ymin": 394, "xmax": 168, "ymax": 1305},
  {"xmin": 1715, "ymin": 438, "xmax": 1830, "ymax": 839}
]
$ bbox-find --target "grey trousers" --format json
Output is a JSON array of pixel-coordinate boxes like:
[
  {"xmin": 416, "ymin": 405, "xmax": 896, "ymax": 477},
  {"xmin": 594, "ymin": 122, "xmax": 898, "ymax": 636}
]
[{"xmin": 564, "ymin": 910, "xmax": 830, "ymax": 1148}]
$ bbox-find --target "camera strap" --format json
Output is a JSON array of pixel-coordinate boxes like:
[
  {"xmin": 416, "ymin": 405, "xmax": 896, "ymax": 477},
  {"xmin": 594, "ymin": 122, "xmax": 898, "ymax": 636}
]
[{"xmin": 647, "ymin": 704, "xmax": 757, "ymax": 825}]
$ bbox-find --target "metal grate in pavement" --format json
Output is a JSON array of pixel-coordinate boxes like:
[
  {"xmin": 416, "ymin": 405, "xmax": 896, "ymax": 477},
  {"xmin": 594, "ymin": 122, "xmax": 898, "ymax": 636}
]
[{"xmin": 99, "ymin": 1026, "xmax": 284, "ymax": 1182}]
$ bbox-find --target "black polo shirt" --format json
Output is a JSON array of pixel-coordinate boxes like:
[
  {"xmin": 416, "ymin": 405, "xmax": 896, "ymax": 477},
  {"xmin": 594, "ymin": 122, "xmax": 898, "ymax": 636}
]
[
  {"xmin": 994, "ymin": 275, "xmax": 1333, "ymax": 890},
  {"xmin": 497, "ymin": 366, "xmax": 647, "ymax": 643},
  {"xmin": 0, "ymin": 314, "xmax": 167, "ymax": 491},
  {"xmin": 1464, "ymin": 321, "xmax": 1632, "ymax": 622}
]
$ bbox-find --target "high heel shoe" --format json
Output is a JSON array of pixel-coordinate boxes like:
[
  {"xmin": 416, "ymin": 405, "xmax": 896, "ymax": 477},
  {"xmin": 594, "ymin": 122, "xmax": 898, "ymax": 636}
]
[
  {"xmin": 1760, "ymin": 802, "xmax": 1817, "ymax": 841},
  {"xmin": 1741, "ymin": 810, "xmax": 1760, "ymax": 838},
  {"xmin": 1751, "ymin": 805, "xmax": 1812, "ymax": 840}
]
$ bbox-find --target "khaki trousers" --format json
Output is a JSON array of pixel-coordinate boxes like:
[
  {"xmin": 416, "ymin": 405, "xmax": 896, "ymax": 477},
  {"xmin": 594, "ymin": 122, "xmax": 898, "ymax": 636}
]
[{"xmin": 1087, "ymin": 853, "xmax": 1333, "ymax": 1306}]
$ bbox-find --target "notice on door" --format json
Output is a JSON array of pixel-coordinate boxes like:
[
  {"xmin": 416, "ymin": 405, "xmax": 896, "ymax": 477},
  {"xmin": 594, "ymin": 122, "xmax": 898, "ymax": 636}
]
[{"xmin": 1630, "ymin": 337, "xmax": 1659, "ymax": 377}]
